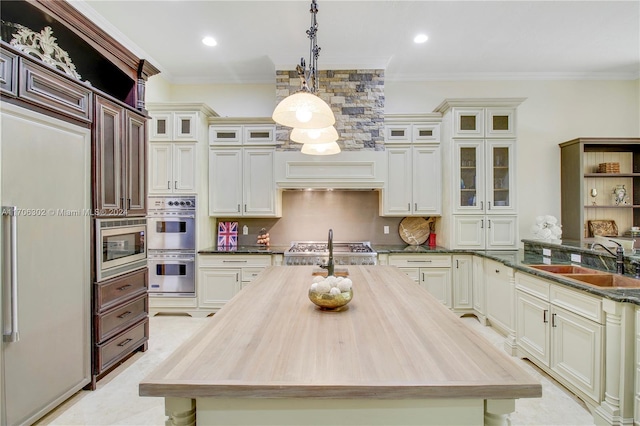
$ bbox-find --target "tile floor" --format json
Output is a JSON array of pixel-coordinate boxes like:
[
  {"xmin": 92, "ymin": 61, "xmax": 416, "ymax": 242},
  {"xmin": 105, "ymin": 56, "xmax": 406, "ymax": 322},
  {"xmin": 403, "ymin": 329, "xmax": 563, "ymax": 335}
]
[{"xmin": 36, "ymin": 314, "xmax": 596, "ymax": 426}]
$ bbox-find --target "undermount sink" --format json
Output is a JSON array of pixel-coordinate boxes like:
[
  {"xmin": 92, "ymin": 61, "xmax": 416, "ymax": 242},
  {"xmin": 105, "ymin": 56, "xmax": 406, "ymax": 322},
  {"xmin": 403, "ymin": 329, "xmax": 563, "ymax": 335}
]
[
  {"xmin": 561, "ymin": 273, "xmax": 640, "ymax": 289},
  {"xmin": 528, "ymin": 264, "xmax": 640, "ymax": 289},
  {"xmin": 529, "ymin": 264, "xmax": 606, "ymax": 275}
]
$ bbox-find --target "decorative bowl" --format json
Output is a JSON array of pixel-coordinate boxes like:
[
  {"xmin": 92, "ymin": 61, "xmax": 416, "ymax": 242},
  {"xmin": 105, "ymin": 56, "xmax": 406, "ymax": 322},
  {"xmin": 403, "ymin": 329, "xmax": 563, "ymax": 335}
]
[{"xmin": 308, "ymin": 288, "xmax": 353, "ymax": 310}]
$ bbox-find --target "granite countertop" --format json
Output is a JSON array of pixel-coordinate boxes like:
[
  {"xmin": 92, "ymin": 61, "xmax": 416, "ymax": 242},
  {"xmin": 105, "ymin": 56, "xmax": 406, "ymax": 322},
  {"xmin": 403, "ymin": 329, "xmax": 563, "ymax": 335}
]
[
  {"xmin": 198, "ymin": 245, "xmax": 290, "ymax": 255},
  {"xmin": 197, "ymin": 243, "xmax": 640, "ymax": 306}
]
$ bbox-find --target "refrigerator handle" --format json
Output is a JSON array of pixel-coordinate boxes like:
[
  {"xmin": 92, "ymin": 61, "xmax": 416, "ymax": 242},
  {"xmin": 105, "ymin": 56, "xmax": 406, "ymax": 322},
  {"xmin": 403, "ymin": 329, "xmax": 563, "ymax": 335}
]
[{"xmin": 2, "ymin": 206, "xmax": 19, "ymax": 342}]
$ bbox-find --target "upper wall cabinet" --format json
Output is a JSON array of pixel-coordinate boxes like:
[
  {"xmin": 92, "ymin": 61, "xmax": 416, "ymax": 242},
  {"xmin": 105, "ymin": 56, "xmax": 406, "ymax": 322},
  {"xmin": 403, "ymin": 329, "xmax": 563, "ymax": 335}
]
[
  {"xmin": 209, "ymin": 124, "xmax": 276, "ymax": 146},
  {"xmin": 209, "ymin": 118, "xmax": 280, "ymax": 218},
  {"xmin": 452, "ymin": 107, "xmax": 516, "ymax": 139},
  {"xmin": 94, "ymin": 95, "xmax": 147, "ymax": 216},
  {"xmin": 150, "ymin": 112, "xmax": 198, "ymax": 141},
  {"xmin": 147, "ymin": 103, "xmax": 218, "ymax": 195},
  {"xmin": 384, "ymin": 119, "xmax": 440, "ymax": 144},
  {"xmin": 382, "ymin": 114, "xmax": 442, "ymax": 217}
]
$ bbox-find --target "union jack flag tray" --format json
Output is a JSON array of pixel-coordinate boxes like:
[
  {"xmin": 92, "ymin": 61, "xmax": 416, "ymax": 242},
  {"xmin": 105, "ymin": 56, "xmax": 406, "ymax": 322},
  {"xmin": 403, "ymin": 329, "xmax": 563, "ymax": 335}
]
[{"xmin": 217, "ymin": 221, "xmax": 238, "ymax": 250}]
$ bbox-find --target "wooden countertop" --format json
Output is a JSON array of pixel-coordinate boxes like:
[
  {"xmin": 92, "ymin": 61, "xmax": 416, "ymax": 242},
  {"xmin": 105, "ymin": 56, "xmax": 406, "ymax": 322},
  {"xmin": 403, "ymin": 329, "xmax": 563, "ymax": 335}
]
[{"xmin": 140, "ymin": 266, "xmax": 541, "ymax": 400}]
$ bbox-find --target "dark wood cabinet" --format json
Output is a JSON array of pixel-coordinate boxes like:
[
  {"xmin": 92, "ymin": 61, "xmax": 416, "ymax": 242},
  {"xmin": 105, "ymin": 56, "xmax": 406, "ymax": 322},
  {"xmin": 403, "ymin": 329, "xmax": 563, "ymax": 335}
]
[
  {"xmin": 92, "ymin": 267, "xmax": 149, "ymax": 387},
  {"xmin": 94, "ymin": 95, "xmax": 147, "ymax": 216}
]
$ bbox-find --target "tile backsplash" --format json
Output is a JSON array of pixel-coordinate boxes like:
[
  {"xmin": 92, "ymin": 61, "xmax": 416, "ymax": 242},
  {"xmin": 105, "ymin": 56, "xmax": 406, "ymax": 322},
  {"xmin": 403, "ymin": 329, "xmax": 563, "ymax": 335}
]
[{"xmin": 214, "ymin": 190, "xmax": 417, "ymax": 246}]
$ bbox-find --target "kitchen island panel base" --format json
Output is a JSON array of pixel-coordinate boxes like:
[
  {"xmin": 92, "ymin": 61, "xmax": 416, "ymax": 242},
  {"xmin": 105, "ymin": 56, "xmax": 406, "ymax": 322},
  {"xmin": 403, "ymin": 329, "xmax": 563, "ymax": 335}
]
[
  {"xmin": 164, "ymin": 397, "xmax": 517, "ymax": 426},
  {"xmin": 165, "ymin": 397, "xmax": 515, "ymax": 426}
]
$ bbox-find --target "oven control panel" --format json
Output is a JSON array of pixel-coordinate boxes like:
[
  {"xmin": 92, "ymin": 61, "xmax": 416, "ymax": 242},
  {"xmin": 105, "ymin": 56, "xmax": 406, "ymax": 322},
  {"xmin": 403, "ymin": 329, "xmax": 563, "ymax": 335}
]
[{"xmin": 148, "ymin": 196, "xmax": 196, "ymax": 211}]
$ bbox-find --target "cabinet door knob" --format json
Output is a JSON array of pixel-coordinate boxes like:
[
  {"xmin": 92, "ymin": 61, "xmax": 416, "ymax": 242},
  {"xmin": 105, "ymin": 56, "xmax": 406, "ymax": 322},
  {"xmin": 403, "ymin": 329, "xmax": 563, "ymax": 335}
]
[
  {"xmin": 480, "ymin": 201, "xmax": 484, "ymax": 210},
  {"xmin": 543, "ymin": 309, "xmax": 548, "ymax": 323},
  {"xmin": 488, "ymin": 219, "xmax": 491, "ymax": 229},
  {"xmin": 237, "ymin": 204, "xmax": 240, "ymax": 212},
  {"xmin": 551, "ymin": 313, "xmax": 557, "ymax": 327},
  {"xmin": 488, "ymin": 201, "xmax": 491, "ymax": 210},
  {"xmin": 167, "ymin": 181, "xmax": 170, "ymax": 190},
  {"xmin": 175, "ymin": 181, "xmax": 177, "ymax": 190}
]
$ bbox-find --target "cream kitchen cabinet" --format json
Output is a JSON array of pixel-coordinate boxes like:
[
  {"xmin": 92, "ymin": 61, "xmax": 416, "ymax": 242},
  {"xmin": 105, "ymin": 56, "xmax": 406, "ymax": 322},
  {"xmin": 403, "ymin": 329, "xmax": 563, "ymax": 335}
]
[
  {"xmin": 452, "ymin": 255, "xmax": 473, "ymax": 314},
  {"xmin": 383, "ymin": 145, "xmax": 442, "ymax": 216},
  {"xmin": 149, "ymin": 142, "xmax": 196, "ymax": 194},
  {"xmin": 472, "ymin": 255, "xmax": 486, "ymax": 324},
  {"xmin": 209, "ymin": 148, "xmax": 280, "ymax": 217},
  {"xmin": 382, "ymin": 115, "xmax": 442, "ymax": 217},
  {"xmin": 209, "ymin": 124, "xmax": 276, "ymax": 146},
  {"xmin": 485, "ymin": 258, "xmax": 516, "ymax": 354},
  {"xmin": 198, "ymin": 255, "xmax": 271, "ymax": 311},
  {"xmin": 388, "ymin": 254, "xmax": 452, "ymax": 307},
  {"xmin": 150, "ymin": 111, "xmax": 199, "ymax": 141},
  {"xmin": 450, "ymin": 107, "xmax": 517, "ymax": 139},
  {"xmin": 515, "ymin": 271, "xmax": 604, "ymax": 406},
  {"xmin": 454, "ymin": 139, "xmax": 515, "ymax": 214},
  {"xmin": 435, "ymin": 99, "xmax": 524, "ymax": 251},
  {"xmin": 452, "ymin": 214, "xmax": 518, "ymax": 250}
]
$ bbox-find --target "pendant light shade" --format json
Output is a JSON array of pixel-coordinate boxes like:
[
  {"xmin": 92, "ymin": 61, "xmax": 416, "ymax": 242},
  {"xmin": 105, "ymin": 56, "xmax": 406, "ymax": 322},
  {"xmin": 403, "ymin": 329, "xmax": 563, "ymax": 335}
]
[
  {"xmin": 301, "ymin": 141, "xmax": 341, "ymax": 156},
  {"xmin": 290, "ymin": 125, "xmax": 338, "ymax": 144},
  {"xmin": 272, "ymin": 92, "xmax": 335, "ymax": 129}
]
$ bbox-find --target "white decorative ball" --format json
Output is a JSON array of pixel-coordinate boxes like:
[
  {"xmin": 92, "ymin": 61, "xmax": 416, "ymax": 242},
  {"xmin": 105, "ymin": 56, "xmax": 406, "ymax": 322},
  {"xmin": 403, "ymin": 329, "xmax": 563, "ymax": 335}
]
[
  {"xmin": 312, "ymin": 276, "xmax": 324, "ymax": 283},
  {"xmin": 329, "ymin": 287, "xmax": 341, "ymax": 296},
  {"xmin": 337, "ymin": 280, "xmax": 351, "ymax": 292},
  {"xmin": 316, "ymin": 281, "xmax": 331, "ymax": 294},
  {"xmin": 310, "ymin": 283, "xmax": 318, "ymax": 291}
]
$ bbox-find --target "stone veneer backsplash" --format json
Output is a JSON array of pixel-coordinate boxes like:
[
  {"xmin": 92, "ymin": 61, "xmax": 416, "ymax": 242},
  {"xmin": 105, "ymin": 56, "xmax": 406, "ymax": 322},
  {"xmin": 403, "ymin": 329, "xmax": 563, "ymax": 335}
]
[{"xmin": 275, "ymin": 69, "xmax": 385, "ymax": 151}]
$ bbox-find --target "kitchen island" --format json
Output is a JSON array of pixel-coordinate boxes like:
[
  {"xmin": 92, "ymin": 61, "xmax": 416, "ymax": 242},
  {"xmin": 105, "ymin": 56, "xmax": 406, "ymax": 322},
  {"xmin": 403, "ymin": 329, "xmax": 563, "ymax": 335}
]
[{"xmin": 139, "ymin": 266, "xmax": 541, "ymax": 425}]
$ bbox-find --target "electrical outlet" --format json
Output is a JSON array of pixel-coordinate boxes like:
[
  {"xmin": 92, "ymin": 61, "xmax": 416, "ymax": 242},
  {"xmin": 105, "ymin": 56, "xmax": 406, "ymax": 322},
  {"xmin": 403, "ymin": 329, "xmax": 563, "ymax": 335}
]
[
  {"xmin": 543, "ymin": 248, "xmax": 551, "ymax": 257},
  {"xmin": 242, "ymin": 225, "xmax": 248, "ymax": 235},
  {"xmin": 543, "ymin": 257, "xmax": 551, "ymax": 265},
  {"xmin": 571, "ymin": 253, "xmax": 581, "ymax": 263},
  {"xmin": 383, "ymin": 226, "xmax": 389, "ymax": 234}
]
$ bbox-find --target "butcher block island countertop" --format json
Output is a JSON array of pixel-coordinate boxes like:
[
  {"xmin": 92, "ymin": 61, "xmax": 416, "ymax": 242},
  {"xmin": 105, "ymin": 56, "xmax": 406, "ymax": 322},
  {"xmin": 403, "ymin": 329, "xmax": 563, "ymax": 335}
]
[{"xmin": 140, "ymin": 266, "xmax": 541, "ymax": 426}]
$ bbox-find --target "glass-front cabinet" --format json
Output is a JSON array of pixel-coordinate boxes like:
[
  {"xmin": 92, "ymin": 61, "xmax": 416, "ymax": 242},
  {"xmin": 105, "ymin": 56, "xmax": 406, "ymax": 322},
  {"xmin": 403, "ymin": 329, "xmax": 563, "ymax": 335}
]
[{"xmin": 454, "ymin": 140, "xmax": 515, "ymax": 214}]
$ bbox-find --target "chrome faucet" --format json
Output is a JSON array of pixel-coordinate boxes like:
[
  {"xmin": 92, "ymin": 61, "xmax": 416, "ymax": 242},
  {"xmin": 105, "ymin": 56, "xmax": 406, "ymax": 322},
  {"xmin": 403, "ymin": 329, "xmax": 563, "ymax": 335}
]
[
  {"xmin": 590, "ymin": 240, "xmax": 624, "ymax": 274},
  {"xmin": 319, "ymin": 229, "xmax": 335, "ymax": 276}
]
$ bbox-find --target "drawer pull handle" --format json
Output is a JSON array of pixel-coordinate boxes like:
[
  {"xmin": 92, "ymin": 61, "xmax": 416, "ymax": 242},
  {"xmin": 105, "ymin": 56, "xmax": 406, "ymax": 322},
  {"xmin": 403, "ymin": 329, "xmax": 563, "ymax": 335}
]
[
  {"xmin": 117, "ymin": 284, "xmax": 132, "ymax": 291},
  {"xmin": 117, "ymin": 311, "xmax": 132, "ymax": 319},
  {"xmin": 222, "ymin": 260, "xmax": 247, "ymax": 263},
  {"xmin": 495, "ymin": 270, "xmax": 500, "ymax": 273},
  {"xmin": 543, "ymin": 310, "xmax": 548, "ymax": 323},
  {"xmin": 117, "ymin": 338, "xmax": 132, "ymax": 347},
  {"xmin": 408, "ymin": 260, "xmax": 431, "ymax": 263}
]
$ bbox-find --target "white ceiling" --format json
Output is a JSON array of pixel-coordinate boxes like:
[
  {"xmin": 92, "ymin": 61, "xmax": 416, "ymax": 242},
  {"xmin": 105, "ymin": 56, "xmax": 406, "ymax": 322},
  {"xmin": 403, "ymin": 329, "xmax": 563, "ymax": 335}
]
[{"xmin": 72, "ymin": 0, "xmax": 640, "ymax": 84}]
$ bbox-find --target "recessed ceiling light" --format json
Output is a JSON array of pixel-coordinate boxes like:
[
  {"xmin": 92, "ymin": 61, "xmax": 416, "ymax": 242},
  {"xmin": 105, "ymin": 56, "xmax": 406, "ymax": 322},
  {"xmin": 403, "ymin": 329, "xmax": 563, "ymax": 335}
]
[
  {"xmin": 414, "ymin": 34, "xmax": 428, "ymax": 44},
  {"xmin": 202, "ymin": 36, "xmax": 217, "ymax": 47}
]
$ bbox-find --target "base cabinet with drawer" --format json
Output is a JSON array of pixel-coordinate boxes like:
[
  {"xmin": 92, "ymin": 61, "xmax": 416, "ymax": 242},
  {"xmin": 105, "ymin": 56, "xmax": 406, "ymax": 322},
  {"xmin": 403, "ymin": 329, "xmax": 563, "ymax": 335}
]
[
  {"xmin": 92, "ymin": 267, "xmax": 149, "ymax": 388},
  {"xmin": 516, "ymin": 272, "xmax": 604, "ymax": 407},
  {"xmin": 198, "ymin": 255, "xmax": 272, "ymax": 312},
  {"xmin": 388, "ymin": 254, "xmax": 452, "ymax": 307}
]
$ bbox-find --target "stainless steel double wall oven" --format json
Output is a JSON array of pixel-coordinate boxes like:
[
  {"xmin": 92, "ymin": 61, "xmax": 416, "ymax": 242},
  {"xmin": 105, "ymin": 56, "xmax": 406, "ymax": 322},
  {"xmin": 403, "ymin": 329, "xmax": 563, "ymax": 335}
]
[{"xmin": 147, "ymin": 196, "xmax": 196, "ymax": 296}]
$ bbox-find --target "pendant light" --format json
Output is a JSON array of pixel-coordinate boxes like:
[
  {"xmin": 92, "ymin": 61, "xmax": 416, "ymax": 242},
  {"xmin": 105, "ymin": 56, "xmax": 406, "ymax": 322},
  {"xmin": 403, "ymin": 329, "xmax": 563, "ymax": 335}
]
[
  {"xmin": 272, "ymin": 0, "xmax": 338, "ymax": 135},
  {"xmin": 301, "ymin": 141, "xmax": 341, "ymax": 156},
  {"xmin": 290, "ymin": 125, "xmax": 339, "ymax": 145}
]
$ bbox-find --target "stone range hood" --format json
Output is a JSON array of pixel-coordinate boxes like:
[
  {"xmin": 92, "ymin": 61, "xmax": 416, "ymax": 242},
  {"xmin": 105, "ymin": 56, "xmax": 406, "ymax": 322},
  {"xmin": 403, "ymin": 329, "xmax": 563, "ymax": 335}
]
[{"xmin": 274, "ymin": 69, "xmax": 385, "ymax": 152}]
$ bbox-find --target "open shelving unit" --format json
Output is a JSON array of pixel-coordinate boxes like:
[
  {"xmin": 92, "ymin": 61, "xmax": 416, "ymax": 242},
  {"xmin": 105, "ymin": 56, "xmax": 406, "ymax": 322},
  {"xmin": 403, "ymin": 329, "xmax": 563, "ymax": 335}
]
[{"xmin": 560, "ymin": 138, "xmax": 640, "ymax": 242}]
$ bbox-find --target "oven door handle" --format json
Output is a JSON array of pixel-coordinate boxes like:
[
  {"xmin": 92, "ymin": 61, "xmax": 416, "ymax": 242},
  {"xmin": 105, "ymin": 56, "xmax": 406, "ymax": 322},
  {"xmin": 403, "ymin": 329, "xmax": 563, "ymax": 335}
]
[
  {"xmin": 150, "ymin": 258, "xmax": 195, "ymax": 263},
  {"xmin": 149, "ymin": 214, "xmax": 195, "ymax": 219}
]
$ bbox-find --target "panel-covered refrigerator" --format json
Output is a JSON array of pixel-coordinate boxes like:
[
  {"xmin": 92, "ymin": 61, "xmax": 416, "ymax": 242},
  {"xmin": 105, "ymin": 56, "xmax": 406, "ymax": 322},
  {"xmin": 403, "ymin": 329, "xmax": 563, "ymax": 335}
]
[{"xmin": 1, "ymin": 102, "xmax": 91, "ymax": 425}]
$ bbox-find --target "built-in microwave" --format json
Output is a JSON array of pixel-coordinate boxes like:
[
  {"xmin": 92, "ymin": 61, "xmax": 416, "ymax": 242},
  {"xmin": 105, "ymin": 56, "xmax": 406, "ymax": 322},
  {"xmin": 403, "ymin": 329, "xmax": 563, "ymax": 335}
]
[{"xmin": 96, "ymin": 218, "xmax": 147, "ymax": 282}]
